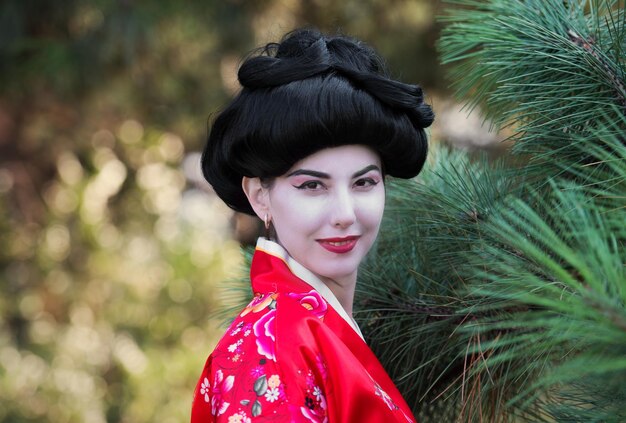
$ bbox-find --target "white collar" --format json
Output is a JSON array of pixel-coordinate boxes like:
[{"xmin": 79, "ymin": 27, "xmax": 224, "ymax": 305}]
[{"xmin": 256, "ymin": 237, "xmax": 365, "ymax": 340}]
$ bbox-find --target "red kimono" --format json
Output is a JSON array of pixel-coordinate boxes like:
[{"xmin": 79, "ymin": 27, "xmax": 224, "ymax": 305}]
[{"xmin": 191, "ymin": 238, "xmax": 415, "ymax": 422}]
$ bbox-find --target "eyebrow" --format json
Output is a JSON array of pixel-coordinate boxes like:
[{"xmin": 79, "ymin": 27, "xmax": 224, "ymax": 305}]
[
  {"xmin": 286, "ymin": 164, "xmax": 381, "ymax": 179},
  {"xmin": 353, "ymin": 164, "xmax": 381, "ymax": 178}
]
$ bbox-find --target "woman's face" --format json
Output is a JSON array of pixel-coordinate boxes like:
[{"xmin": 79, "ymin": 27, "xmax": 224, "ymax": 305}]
[{"xmin": 266, "ymin": 145, "xmax": 385, "ymax": 286}]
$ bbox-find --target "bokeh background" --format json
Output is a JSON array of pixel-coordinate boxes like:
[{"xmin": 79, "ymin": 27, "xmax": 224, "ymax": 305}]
[{"xmin": 0, "ymin": 1, "xmax": 501, "ymax": 422}]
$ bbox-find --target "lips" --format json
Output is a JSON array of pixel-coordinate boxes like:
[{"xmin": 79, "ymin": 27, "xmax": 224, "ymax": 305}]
[{"xmin": 316, "ymin": 236, "xmax": 360, "ymax": 254}]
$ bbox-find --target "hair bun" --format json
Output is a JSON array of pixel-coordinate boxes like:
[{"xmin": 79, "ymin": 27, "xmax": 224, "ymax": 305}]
[
  {"xmin": 333, "ymin": 64, "xmax": 433, "ymax": 128},
  {"xmin": 238, "ymin": 37, "xmax": 331, "ymax": 88},
  {"xmin": 238, "ymin": 31, "xmax": 433, "ymax": 129}
]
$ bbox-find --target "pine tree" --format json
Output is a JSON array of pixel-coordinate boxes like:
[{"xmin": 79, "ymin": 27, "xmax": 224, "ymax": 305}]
[{"xmin": 357, "ymin": 1, "xmax": 626, "ymax": 422}]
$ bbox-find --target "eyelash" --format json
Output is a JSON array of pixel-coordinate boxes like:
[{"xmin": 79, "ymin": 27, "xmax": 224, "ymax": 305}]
[
  {"xmin": 295, "ymin": 181, "xmax": 324, "ymax": 190},
  {"xmin": 294, "ymin": 178, "xmax": 379, "ymax": 190},
  {"xmin": 354, "ymin": 178, "xmax": 378, "ymax": 188}
]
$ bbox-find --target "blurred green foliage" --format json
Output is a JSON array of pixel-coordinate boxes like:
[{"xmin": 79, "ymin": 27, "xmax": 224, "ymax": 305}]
[{"xmin": 0, "ymin": 1, "xmax": 442, "ymax": 421}]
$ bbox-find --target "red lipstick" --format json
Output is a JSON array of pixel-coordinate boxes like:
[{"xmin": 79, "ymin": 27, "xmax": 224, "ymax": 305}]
[{"xmin": 316, "ymin": 236, "xmax": 360, "ymax": 254}]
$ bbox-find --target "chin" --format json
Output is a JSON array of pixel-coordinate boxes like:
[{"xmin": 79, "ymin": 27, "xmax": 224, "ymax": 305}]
[
  {"xmin": 313, "ymin": 260, "xmax": 360, "ymax": 283},
  {"xmin": 320, "ymin": 249, "xmax": 370, "ymax": 276}
]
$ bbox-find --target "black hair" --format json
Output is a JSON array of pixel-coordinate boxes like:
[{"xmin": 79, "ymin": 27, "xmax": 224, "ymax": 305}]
[{"xmin": 202, "ymin": 28, "xmax": 434, "ymax": 215}]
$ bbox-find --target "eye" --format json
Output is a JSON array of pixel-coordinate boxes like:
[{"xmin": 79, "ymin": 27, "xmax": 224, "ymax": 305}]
[
  {"xmin": 354, "ymin": 178, "xmax": 378, "ymax": 189},
  {"xmin": 294, "ymin": 180, "xmax": 325, "ymax": 190}
]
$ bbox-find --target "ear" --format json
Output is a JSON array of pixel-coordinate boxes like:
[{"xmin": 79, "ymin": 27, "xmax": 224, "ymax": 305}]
[{"xmin": 242, "ymin": 177, "xmax": 270, "ymax": 220}]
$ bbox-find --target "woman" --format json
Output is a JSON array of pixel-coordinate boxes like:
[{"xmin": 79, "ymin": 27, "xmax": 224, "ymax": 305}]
[{"xmin": 192, "ymin": 28, "xmax": 433, "ymax": 422}]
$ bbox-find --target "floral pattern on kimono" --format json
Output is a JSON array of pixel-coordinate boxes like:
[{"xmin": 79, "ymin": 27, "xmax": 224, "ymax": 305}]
[{"xmin": 191, "ymin": 238, "xmax": 416, "ymax": 422}]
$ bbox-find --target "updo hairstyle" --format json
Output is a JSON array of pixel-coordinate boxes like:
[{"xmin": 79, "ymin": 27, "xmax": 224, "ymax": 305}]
[{"xmin": 202, "ymin": 28, "xmax": 434, "ymax": 215}]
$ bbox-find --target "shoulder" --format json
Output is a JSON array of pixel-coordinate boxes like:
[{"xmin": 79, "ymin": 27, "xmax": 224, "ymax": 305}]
[
  {"xmin": 191, "ymin": 292, "xmax": 330, "ymax": 422},
  {"xmin": 235, "ymin": 289, "xmax": 329, "ymax": 360}
]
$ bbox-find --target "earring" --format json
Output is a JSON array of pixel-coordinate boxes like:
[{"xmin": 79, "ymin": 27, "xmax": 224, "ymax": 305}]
[{"xmin": 264, "ymin": 214, "xmax": 271, "ymax": 239}]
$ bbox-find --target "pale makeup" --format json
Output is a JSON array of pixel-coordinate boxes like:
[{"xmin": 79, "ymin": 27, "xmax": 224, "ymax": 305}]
[{"xmin": 245, "ymin": 145, "xmax": 386, "ymax": 314}]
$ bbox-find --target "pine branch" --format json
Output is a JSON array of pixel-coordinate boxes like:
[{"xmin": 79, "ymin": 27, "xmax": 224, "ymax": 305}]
[
  {"xmin": 212, "ymin": 247, "xmax": 254, "ymax": 325},
  {"xmin": 439, "ymin": 0, "xmax": 626, "ymax": 180},
  {"xmin": 567, "ymin": 28, "xmax": 626, "ymax": 109},
  {"xmin": 459, "ymin": 183, "xmax": 626, "ymax": 421}
]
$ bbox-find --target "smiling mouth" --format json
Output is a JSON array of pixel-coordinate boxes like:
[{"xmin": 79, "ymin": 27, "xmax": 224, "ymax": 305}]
[
  {"xmin": 327, "ymin": 240, "xmax": 352, "ymax": 246},
  {"xmin": 316, "ymin": 236, "xmax": 360, "ymax": 253}
]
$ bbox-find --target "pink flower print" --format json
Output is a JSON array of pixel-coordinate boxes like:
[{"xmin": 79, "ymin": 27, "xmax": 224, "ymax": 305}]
[
  {"xmin": 200, "ymin": 377, "xmax": 210, "ymax": 403},
  {"xmin": 250, "ymin": 366, "xmax": 264, "ymax": 378},
  {"xmin": 288, "ymin": 290, "xmax": 328, "ymax": 320},
  {"xmin": 253, "ymin": 308, "xmax": 277, "ymax": 361},
  {"xmin": 278, "ymin": 383, "xmax": 287, "ymax": 401},
  {"xmin": 211, "ymin": 369, "xmax": 235, "ymax": 416},
  {"xmin": 300, "ymin": 405, "xmax": 328, "ymax": 423}
]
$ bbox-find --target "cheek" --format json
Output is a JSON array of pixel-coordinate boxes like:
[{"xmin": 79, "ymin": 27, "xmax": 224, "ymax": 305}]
[
  {"xmin": 359, "ymin": 191, "xmax": 385, "ymax": 228},
  {"xmin": 271, "ymin": 195, "xmax": 327, "ymax": 236}
]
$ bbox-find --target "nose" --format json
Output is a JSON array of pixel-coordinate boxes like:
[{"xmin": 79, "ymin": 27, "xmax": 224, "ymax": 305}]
[{"xmin": 331, "ymin": 189, "xmax": 356, "ymax": 228}]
